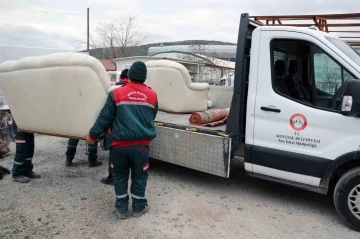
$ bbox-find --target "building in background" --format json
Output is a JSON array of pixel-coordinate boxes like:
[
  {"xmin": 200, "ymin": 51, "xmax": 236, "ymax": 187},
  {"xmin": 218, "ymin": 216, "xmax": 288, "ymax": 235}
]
[
  {"xmin": 147, "ymin": 46, "xmax": 236, "ymax": 84},
  {"xmin": 148, "ymin": 45, "xmax": 237, "ymax": 62},
  {"xmin": 98, "ymin": 59, "xmax": 118, "ymax": 83},
  {"xmin": 98, "ymin": 59, "xmax": 116, "ymax": 71},
  {"xmin": 352, "ymin": 45, "xmax": 360, "ymax": 53},
  {"xmin": 114, "ymin": 54, "xmax": 234, "ymax": 85}
]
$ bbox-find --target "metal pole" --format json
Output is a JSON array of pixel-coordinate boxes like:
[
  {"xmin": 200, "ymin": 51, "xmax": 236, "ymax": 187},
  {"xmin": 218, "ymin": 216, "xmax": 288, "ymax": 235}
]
[
  {"xmin": 197, "ymin": 64, "xmax": 200, "ymax": 82},
  {"xmin": 87, "ymin": 7, "xmax": 89, "ymax": 52}
]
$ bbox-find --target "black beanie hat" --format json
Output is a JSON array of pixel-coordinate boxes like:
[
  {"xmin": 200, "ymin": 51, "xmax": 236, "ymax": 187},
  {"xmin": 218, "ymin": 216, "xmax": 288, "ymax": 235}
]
[
  {"xmin": 128, "ymin": 61, "xmax": 147, "ymax": 82},
  {"xmin": 120, "ymin": 69, "xmax": 128, "ymax": 79}
]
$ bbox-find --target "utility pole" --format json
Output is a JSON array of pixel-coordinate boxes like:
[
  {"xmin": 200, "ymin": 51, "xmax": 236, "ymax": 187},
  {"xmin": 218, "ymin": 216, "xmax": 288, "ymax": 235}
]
[{"xmin": 87, "ymin": 7, "xmax": 89, "ymax": 52}]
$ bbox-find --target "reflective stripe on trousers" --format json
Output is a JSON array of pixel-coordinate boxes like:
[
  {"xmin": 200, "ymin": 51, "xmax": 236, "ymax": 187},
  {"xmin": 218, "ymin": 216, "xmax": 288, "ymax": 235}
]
[
  {"xmin": 116, "ymin": 194, "xmax": 128, "ymax": 199},
  {"xmin": 131, "ymin": 194, "xmax": 146, "ymax": 200}
]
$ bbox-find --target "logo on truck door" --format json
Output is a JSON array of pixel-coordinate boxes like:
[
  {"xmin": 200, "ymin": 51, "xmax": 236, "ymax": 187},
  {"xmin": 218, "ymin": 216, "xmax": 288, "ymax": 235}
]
[
  {"xmin": 290, "ymin": 113, "xmax": 307, "ymax": 131},
  {"xmin": 275, "ymin": 113, "xmax": 320, "ymax": 148}
]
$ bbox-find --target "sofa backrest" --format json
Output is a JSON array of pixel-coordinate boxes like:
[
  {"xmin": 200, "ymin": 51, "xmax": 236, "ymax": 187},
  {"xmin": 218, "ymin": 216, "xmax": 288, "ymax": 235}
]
[
  {"xmin": 145, "ymin": 60, "xmax": 210, "ymax": 113},
  {"xmin": 0, "ymin": 52, "xmax": 112, "ymax": 138}
]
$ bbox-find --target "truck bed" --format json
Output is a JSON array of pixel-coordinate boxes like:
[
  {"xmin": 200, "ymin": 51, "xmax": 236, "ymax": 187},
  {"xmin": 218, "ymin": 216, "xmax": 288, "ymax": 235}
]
[
  {"xmin": 149, "ymin": 87, "xmax": 233, "ymax": 178},
  {"xmin": 154, "ymin": 85, "xmax": 233, "ymax": 136}
]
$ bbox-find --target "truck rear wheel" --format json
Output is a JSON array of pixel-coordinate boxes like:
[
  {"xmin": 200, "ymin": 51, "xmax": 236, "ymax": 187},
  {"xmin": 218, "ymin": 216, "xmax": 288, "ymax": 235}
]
[{"xmin": 334, "ymin": 166, "xmax": 360, "ymax": 231}]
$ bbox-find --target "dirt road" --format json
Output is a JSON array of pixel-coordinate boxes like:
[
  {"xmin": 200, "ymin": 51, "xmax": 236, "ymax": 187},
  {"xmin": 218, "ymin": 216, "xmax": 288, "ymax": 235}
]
[{"xmin": 0, "ymin": 135, "xmax": 359, "ymax": 238}]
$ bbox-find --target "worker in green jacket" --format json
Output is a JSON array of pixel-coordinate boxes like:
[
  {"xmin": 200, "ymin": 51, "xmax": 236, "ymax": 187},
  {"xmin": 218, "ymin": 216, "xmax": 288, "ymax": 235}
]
[{"xmin": 85, "ymin": 61, "xmax": 158, "ymax": 219}]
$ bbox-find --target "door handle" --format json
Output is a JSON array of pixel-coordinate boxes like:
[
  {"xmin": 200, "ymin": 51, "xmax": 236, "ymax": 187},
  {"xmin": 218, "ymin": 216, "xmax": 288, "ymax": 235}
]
[{"xmin": 261, "ymin": 106, "xmax": 281, "ymax": 113}]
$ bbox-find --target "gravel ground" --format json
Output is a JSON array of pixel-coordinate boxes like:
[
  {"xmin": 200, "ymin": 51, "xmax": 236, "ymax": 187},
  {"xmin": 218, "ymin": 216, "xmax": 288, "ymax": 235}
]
[{"xmin": 0, "ymin": 134, "xmax": 359, "ymax": 239}]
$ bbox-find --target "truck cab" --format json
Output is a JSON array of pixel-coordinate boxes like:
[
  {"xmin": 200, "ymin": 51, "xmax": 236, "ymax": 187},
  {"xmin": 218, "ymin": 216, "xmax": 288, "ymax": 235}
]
[
  {"xmin": 240, "ymin": 17, "xmax": 360, "ymax": 185},
  {"xmin": 229, "ymin": 13, "xmax": 360, "ymax": 231}
]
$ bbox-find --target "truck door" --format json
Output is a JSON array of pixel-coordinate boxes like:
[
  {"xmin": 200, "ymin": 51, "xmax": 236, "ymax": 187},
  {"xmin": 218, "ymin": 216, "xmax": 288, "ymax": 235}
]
[{"xmin": 249, "ymin": 30, "xmax": 360, "ymax": 187}]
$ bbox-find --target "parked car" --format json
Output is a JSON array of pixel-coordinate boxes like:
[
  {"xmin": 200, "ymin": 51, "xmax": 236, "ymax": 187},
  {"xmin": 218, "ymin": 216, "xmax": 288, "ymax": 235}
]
[{"xmin": 214, "ymin": 78, "xmax": 226, "ymax": 85}]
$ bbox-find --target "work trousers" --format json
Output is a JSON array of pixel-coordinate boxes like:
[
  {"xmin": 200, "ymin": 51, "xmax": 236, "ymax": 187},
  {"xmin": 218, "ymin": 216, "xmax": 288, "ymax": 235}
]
[
  {"xmin": 66, "ymin": 139, "xmax": 98, "ymax": 162},
  {"xmin": 107, "ymin": 156, "xmax": 113, "ymax": 176},
  {"xmin": 12, "ymin": 121, "xmax": 35, "ymax": 176},
  {"xmin": 110, "ymin": 145, "xmax": 150, "ymax": 214}
]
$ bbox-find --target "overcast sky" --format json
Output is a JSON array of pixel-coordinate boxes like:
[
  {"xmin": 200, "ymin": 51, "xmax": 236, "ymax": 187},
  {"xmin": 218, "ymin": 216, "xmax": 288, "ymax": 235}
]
[{"xmin": 0, "ymin": 0, "xmax": 359, "ymax": 51}]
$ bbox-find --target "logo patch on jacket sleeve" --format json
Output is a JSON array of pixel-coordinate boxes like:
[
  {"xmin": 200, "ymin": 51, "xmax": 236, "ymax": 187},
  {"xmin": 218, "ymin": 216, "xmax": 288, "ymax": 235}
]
[{"xmin": 143, "ymin": 162, "xmax": 149, "ymax": 171}]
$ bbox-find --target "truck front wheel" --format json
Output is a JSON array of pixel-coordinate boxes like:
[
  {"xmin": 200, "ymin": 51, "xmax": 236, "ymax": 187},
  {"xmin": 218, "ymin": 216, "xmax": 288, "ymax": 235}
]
[{"xmin": 334, "ymin": 166, "xmax": 360, "ymax": 231}]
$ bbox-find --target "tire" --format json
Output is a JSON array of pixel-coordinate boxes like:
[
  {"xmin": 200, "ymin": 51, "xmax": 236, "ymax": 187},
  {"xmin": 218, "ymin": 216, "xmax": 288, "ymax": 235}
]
[{"xmin": 334, "ymin": 166, "xmax": 360, "ymax": 231}]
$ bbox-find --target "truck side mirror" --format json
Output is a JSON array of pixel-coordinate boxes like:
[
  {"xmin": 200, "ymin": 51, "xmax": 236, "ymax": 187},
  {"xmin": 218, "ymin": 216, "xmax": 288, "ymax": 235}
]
[{"xmin": 341, "ymin": 79, "xmax": 360, "ymax": 117}]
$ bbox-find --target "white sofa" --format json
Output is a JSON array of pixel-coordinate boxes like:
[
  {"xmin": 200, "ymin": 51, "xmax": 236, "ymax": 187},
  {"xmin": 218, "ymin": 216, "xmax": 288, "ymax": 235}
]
[
  {"xmin": 145, "ymin": 60, "xmax": 212, "ymax": 113},
  {"xmin": 0, "ymin": 52, "xmax": 117, "ymax": 139}
]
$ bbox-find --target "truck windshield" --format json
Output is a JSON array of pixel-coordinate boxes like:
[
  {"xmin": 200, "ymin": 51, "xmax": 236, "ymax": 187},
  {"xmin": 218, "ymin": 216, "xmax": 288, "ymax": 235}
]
[{"xmin": 325, "ymin": 36, "xmax": 360, "ymax": 67}]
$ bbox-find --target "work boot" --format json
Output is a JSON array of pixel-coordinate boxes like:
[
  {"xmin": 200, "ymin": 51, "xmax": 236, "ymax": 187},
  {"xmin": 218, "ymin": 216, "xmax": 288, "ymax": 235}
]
[
  {"xmin": 117, "ymin": 211, "xmax": 127, "ymax": 220},
  {"xmin": 23, "ymin": 171, "xmax": 41, "ymax": 179},
  {"xmin": 88, "ymin": 160, "xmax": 102, "ymax": 167},
  {"xmin": 12, "ymin": 175, "xmax": 30, "ymax": 183},
  {"xmin": 65, "ymin": 158, "xmax": 73, "ymax": 166},
  {"xmin": 100, "ymin": 174, "xmax": 113, "ymax": 185},
  {"xmin": 133, "ymin": 205, "xmax": 150, "ymax": 218}
]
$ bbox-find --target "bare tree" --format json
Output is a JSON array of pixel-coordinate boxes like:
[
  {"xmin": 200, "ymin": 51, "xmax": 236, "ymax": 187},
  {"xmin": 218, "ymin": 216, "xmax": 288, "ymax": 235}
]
[
  {"xmin": 114, "ymin": 15, "xmax": 146, "ymax": 57},
  {"xmin": 94, "ymin": 21, "xmax": 118, "ymax": 59},
  {"xmin": 88, "ymin": 15, "xmax": 147, "ymax": 60}
]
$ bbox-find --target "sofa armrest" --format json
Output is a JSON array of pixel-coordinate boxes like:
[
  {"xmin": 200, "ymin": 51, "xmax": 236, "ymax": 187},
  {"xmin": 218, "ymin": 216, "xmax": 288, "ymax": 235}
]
[{"xmin": 188, "ymin": 83, "xmax": 210, "ymax": 91}]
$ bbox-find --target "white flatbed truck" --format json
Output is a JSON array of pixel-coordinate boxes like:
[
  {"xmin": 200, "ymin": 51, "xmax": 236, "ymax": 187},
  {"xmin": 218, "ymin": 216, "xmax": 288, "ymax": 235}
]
[{"xmin": 149, "ymin": 13, "xmax": 360, "ymax": 231}]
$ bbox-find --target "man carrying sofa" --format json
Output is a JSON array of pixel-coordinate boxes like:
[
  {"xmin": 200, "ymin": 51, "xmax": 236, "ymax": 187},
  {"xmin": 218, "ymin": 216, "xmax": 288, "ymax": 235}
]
[
  {"xmin": 85, "ymin": 61, "xmax": 158, "ymax": 219},
  {"xmin": 100, "ymin": 68, "xmax": 130, "ymax": 186},
  {"xmin": 115, "ymin": 69, "xmax": 129, "ymax": 86}
]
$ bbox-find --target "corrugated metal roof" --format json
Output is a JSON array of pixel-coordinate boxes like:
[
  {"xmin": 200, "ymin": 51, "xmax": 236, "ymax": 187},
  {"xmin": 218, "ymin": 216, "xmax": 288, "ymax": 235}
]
[
  {"xmin": 148, "ymin": 45, "xmax": 237, "ymax": 54},
  {"xmin": 98, "ymin": 59, "xmax": 116, "ymax": 71}
]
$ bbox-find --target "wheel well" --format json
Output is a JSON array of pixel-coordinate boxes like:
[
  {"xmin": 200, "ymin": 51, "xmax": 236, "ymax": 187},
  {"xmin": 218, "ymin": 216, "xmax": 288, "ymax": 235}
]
[{"xmin": 328, "ymin": 160, "xmax": 360, "ymax": 194}]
